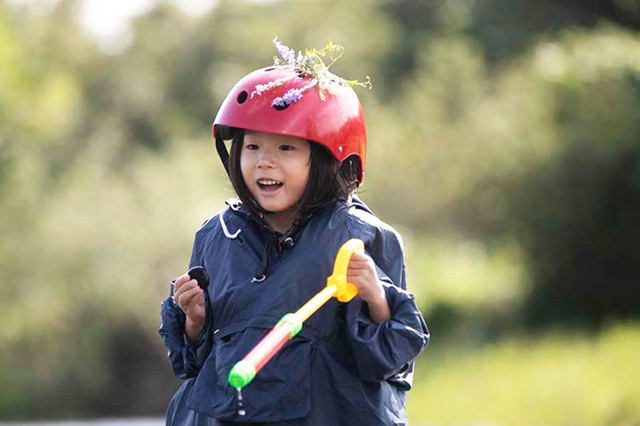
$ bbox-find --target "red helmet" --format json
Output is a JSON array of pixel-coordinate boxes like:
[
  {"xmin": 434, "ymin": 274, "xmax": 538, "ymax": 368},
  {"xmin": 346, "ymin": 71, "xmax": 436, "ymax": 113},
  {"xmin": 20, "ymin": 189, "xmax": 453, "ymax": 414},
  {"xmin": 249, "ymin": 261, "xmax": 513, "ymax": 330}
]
[{"xmin": 213, "ymin": 66, "xmax": 367, "ymax": 183}]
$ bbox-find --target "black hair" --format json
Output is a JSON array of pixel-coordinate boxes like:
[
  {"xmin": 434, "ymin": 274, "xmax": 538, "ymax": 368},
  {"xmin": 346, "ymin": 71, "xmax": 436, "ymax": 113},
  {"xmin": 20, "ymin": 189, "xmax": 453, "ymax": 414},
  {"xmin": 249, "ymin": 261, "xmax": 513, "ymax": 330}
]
[{"xmin": 222, "ymin": 127, "xmax": 361, "ymax": 222}]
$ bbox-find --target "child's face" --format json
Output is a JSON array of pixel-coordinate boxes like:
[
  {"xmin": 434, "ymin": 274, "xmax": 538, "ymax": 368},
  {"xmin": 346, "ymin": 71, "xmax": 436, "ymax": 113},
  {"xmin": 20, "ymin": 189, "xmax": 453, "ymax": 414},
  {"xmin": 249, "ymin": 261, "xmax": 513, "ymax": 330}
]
[{"xmin": 241, "ymin": 130, "xmax": 311, "ymax": 219}]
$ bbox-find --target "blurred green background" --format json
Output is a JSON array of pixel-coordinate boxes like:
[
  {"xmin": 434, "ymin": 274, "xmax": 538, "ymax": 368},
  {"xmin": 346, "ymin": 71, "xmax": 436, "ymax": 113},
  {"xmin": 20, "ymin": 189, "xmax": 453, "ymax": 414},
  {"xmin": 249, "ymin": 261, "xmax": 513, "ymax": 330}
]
[{"xmin": 1, "ymin": 0, "xmax": 639, "ymax": 424}]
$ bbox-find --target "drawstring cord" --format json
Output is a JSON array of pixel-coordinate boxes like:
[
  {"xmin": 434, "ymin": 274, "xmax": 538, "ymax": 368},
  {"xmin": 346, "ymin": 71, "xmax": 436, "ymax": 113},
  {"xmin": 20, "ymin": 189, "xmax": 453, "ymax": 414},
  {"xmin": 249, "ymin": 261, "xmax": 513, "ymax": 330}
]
[
  {"xmin": 251, "ymin": 239, "xmax": 275, "ymax": 283},
  {"xmin": 251, "ymin": 234, "xmax": 296, "ymax": 283},
  {"xmin": 251, "ymin": 217, "xmax": 305, "ymax": 283},
  {"xmin": 219, "ymin": 206, "xmax": 241, "ymax": 239}
]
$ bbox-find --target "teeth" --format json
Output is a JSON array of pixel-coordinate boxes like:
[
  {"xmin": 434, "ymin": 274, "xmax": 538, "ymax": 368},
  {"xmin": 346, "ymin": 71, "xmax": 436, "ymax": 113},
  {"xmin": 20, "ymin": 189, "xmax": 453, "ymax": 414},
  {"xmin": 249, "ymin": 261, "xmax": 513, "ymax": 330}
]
[{"xmin": 258, "ymin": 179, "xmax": 282, "ymax": 185}]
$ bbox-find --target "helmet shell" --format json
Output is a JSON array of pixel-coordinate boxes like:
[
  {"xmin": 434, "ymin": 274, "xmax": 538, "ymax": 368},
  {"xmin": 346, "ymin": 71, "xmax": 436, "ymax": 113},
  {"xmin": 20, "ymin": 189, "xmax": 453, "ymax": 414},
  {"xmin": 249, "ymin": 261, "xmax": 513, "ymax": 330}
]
[{"xmin": 213, "ymin": 66, "xmax": 367, "ymax": 182}]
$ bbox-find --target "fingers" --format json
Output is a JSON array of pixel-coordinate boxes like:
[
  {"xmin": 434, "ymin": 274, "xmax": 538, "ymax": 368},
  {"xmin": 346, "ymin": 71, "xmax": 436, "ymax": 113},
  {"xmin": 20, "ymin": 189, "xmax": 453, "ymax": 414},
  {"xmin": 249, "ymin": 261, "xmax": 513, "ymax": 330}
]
[
  {"xmin": 173, "ymin": 272, "xmax": 200, "ymax": 301},
  {"xmin": 347, "ymin": 262, "xmax": 375, "ymax": 285},
  {"xmin": 347, "ymin": 253, "xmax": 374, "ymax": 280},
  {"xmin": 174, "ymin": 281, "xmax": 203, "ymax": 309},
  {"xmin": 346, "ymin": 269, "xmax": 374, "ymax": 287},
  {"xmin": 346, "ymin": 252, "xmax": 384, "ymax": 303},
  {"xmin": 350, "ymin": 251, "xmax": 369, "ymax": 261},
  {"xmin": 347, "ymin": 251, "xmax": 374, "ymax": 271},
  {"xmin": 173, "ymin": 273, "xmax": 192, "ymax": 293}
]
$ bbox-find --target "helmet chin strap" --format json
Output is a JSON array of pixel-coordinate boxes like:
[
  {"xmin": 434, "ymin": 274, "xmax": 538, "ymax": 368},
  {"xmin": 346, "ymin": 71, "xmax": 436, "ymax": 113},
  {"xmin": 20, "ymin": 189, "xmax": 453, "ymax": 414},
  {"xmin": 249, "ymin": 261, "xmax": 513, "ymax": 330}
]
[{"xmin": 215, "ymin": 134, "xmax": 230, "ymax": 174}]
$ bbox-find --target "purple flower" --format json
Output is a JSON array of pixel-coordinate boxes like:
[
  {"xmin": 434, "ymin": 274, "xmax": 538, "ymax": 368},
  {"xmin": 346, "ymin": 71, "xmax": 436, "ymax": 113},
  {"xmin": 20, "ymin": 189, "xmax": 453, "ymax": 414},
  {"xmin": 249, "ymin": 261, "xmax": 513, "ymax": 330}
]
[
  {"xmin": 271, "ymin": 88, "xmax": 304, "ymax": 108},
  {"xmin": 273, "ymin": 36, "xmax": 296, "ymax": 64}
]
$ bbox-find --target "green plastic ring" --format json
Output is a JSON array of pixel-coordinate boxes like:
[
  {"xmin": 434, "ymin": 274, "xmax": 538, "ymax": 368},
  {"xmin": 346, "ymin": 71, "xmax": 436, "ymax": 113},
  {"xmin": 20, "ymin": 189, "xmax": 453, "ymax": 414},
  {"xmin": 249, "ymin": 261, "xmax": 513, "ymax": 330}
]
[
  {"xmin": 277, "ymin": 313, "xmax": 303, "ymax": 338},
  {"xmin": 228, "ymin": 360, "xmax": 256, "ymax": 389}
]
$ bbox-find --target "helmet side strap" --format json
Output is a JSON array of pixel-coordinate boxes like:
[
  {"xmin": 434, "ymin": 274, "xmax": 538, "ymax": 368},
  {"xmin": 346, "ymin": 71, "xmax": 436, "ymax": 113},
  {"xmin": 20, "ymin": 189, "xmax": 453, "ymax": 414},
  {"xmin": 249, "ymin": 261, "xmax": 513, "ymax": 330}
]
[{"xmin": 216, "ymin": 134, "xmax": 230, "ymax": 173}]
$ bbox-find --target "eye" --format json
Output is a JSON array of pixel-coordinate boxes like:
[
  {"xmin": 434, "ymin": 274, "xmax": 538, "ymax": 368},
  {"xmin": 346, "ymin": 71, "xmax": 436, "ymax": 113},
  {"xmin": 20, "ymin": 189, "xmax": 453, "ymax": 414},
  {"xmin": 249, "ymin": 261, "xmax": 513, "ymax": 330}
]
[
  {"xmin": 245, "ymin": 144, "xmax": 259, "ymax": 150},
  {"xmin": 279, "ymin": 145, "xmax": 295, "ymax": 151}
]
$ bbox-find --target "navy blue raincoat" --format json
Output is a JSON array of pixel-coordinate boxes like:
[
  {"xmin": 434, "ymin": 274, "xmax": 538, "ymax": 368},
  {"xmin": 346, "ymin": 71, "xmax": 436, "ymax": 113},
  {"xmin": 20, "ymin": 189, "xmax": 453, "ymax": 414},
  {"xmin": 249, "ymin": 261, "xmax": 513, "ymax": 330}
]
[{"xmin": 159, "ymin": 198, "xmax": 429, "ymax": 425}]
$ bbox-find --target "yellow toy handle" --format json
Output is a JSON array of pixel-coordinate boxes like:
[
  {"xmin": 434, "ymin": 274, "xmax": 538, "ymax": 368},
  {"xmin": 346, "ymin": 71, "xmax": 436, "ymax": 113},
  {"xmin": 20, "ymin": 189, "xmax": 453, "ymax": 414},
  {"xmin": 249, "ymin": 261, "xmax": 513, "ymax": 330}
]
[
  {"xmin": 327, "ymin": 238, "xmax": 365, "ymax": 302},
  {"xmin": 293, "ymin": 238, "xmax": 365, "ymax": 323}
]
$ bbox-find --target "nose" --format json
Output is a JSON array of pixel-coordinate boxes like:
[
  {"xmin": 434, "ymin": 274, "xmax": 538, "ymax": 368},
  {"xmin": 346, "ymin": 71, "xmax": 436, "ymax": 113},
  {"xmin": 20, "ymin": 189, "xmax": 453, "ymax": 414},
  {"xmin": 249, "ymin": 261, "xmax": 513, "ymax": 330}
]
[{"xmin": 256, "ymin": 146, "xmax": 276, "ymax": 168}]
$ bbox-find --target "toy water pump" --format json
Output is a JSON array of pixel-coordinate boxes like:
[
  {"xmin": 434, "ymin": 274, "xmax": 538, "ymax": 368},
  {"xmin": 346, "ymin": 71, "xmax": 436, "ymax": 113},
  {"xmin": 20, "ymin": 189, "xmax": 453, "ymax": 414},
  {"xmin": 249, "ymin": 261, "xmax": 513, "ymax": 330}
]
[{"xmin": 227, "ymin": 238, "xmax": 365, "ymax": 389}]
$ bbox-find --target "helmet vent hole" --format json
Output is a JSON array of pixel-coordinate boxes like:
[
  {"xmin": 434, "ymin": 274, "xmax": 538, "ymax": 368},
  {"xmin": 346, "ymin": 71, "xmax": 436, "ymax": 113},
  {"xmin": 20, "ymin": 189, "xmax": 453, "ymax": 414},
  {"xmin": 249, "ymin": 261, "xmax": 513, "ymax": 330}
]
[
  {"xmin": 237, "ymin": 91, "xmax": 248, "ymax": 104},
  {"xmin": 264, "ymin": 67, "xmax": 276, "ymax": 72},
  {"xmin": 274, "ymin": 103, "xmax": 289, "ymax": 111}
]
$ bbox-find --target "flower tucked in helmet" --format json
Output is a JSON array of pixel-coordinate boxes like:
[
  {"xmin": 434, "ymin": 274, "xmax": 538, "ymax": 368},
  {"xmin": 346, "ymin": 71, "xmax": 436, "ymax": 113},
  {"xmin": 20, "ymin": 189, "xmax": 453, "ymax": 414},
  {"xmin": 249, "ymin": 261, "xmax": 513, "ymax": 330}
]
[
  {"xmin": 213, "ymin": 37, "xmax": 371, "ymax": 184},
  {"xmin": 254, "ymin": 36, "xmax": 371, "ymax": 109}
]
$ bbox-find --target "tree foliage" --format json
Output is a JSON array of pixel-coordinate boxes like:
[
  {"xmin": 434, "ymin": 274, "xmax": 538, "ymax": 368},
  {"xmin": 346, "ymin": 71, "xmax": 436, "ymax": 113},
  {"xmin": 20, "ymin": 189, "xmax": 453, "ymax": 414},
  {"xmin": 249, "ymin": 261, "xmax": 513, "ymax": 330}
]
[{"xmin": 0, "ymin": 0, "xmax": 639, "ymax": 418}]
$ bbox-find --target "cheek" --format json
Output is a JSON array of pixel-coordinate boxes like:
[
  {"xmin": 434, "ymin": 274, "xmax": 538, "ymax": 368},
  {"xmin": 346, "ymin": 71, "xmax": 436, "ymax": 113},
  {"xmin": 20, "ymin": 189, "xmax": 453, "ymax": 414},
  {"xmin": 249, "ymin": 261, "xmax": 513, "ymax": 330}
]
[
  {"xmin": 240, "ymin": 156, "xmax": 252, "ymax": 181},
  {"xmin": 292, "ymin": 158, "xmax": 310, "ymax": 188},
  {"xmin": 294, "ymin": 167, "xmax": 310, "ymax": 194}
]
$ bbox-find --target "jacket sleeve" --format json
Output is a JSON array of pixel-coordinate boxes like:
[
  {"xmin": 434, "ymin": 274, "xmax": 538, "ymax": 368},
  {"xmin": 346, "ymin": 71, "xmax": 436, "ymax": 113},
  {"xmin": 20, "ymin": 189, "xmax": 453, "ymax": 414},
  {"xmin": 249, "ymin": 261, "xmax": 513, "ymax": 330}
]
[
  {"xmin": 158, "ymin": 227, "xmax": 214, "ymax": 379},
  {"xmin": 158, "ymin": 283, "xmax": 212, "ymax": 379},
  {"xmin": 346, "ymin": 227, "xmax": 429, "ymax": 388}
]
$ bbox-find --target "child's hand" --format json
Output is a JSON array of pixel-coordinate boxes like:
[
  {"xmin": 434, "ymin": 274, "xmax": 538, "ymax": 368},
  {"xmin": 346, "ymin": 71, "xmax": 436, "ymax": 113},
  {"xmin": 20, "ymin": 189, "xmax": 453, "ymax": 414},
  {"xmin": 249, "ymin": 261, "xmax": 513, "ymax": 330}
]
[
  {"xmin": 173, "ymin": 273, "xmax": 206, "ymax": 343},
  {"xmin": 347, "ymin": 252, "xmax": 391, "ymax": 323}
]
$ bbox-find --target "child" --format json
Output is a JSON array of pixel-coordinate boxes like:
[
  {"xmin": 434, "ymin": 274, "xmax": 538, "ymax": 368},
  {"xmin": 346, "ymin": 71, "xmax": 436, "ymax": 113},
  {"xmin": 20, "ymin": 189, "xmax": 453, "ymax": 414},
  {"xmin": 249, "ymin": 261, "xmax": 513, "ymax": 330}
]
[{"xmin": 159, "ymin": 39, "xmax": 429, "ymax": 426}]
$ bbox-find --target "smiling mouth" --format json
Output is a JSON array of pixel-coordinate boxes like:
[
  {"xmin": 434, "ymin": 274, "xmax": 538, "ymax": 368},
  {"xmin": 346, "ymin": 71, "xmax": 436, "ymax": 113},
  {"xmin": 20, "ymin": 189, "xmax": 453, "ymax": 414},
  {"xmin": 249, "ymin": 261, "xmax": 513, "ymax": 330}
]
[{"xmin": 257, "ymin": 178, "xmax": 284, "ymax": 191}]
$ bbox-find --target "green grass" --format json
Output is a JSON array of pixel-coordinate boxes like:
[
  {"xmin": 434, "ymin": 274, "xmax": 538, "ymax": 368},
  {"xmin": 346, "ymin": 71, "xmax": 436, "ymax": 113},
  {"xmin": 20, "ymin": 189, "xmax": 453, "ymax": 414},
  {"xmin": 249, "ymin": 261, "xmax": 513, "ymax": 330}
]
[{"xmin": 407, "ymin": 322, "xmax": 640, "ymax": 426}]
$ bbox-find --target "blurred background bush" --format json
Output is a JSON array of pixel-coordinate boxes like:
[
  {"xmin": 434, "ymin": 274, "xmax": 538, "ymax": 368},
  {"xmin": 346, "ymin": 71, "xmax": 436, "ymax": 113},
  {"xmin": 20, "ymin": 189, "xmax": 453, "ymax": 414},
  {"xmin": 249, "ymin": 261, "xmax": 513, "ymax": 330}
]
[{"xmin": 0, "ymin": 0, "xmax": 638, "ymax": 424}]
